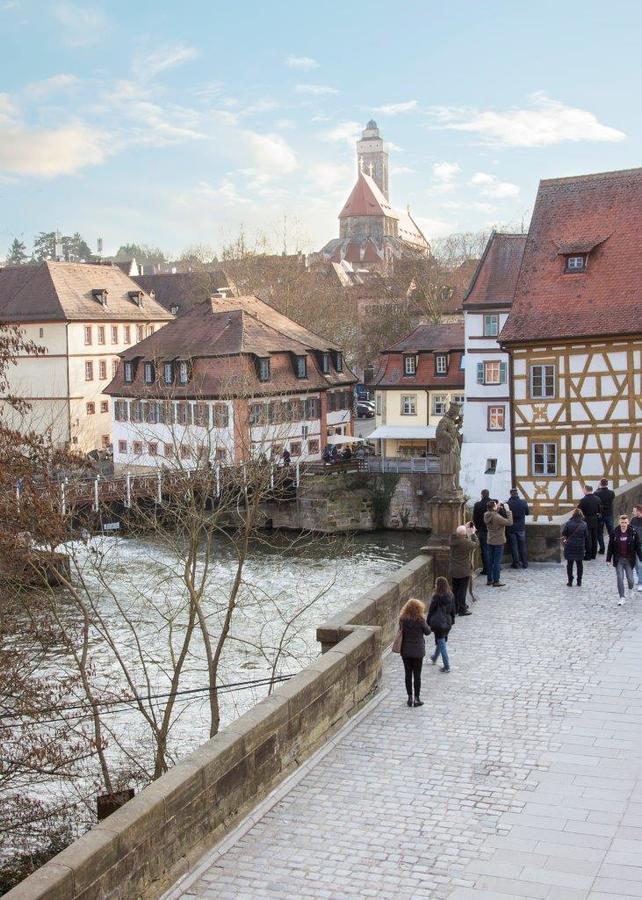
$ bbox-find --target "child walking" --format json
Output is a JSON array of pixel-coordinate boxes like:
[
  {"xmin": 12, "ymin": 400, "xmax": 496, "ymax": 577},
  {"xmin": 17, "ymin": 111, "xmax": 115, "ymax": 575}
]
[{"xmin": 427, "ymin": 576, "xmax": 456, "ymax": 673}]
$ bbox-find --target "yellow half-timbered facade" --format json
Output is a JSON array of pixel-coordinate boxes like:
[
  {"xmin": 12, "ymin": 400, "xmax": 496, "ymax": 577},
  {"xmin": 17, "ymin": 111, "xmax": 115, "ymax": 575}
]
[
  {"xmin": 510, "ymin": 337, "xmax": 642, "ymax": 517},
  {"xmin": 500, "ymin": 167, "xmax": 642, "ymax": 518}
]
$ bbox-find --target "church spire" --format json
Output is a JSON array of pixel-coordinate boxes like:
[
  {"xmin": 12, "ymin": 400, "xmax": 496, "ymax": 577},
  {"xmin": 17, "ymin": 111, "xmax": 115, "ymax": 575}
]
[{"xmin": 356, "ymin": 120, "xmax": 389, "ymax": 200}]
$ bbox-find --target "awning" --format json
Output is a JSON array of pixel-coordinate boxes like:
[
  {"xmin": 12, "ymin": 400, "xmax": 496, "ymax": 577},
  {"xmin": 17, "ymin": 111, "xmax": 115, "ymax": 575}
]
[
  {"xmin": 369, "ymin": 425, "xmax": 436, "ymax": 440},
  {"xmin": 326, "ymin": 434, "xmax": 370, "ymax": 445}
]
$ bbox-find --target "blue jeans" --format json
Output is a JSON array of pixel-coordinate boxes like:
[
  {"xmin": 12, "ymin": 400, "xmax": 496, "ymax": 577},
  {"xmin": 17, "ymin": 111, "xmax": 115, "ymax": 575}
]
[
  {"xmin": 636, "ymin": 558, "xmax": 642, "ymax": 584},
  {"xmin": 616, "ymin": 559, "xmax": 634, "ymax": 598},
  {"xmin": 508, "ymin": 529, "xmax": 528, "ymax": 567},
  {"xmin": 489, "ymin": 544, "xmax": 503, "ymax": 584},
  {"xmin": 431, "ymin": 635, "xmax": 450, "ymax": 670}
]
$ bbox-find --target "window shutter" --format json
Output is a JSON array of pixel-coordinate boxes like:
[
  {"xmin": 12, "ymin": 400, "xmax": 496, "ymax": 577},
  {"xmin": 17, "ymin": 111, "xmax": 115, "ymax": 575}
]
[
  {"xmin": 477, "ymin": 362, "xmax": 484, "ymax": 384},
  {"xmin": 499, "ymin": 361, "xmax": 507, "ymax": 383}
]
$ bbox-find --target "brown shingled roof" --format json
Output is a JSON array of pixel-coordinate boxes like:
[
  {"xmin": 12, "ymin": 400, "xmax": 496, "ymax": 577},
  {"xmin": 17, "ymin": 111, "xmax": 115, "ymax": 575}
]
[
  {"xmin": 383, "ymin": 320, "xmax": 464, "ymax": 353},
  {"xmin": 106, "ymin": 294, "xmax": 356, "ymax": 398},
  {"xmin": 464, "ymin": 232, "xmax": 526, "ymax": 308},
  {"xmin": 339, "ymin": 172, "xmax": 399, "ymax": 220},
  {"xmin": 0, "ymin": 261, "xmax": 173, "ymax": 322},
  {"xmin": 501, "ymin": 168, "xmax": 642, "ymax": 343}
]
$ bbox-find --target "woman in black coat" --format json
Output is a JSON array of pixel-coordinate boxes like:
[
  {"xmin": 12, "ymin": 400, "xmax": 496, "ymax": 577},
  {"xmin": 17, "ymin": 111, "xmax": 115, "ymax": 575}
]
[
  {"xmin": 398, "ymin": 598, "xmax": 431, "ymax": 707},
  {"xmin": 427, "ymin": 576, "xmax": 456, "ymax": 673},
  {"xmin": 562, "ymin": 508, "xmax": 589, "ymax": 586}
]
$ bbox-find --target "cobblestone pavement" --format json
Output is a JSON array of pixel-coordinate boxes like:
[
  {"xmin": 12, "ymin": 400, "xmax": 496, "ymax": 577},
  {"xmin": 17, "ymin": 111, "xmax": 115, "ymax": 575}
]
[{"xmin": 171, "ymin": 560, "xmax": 642, "ymax": 899}]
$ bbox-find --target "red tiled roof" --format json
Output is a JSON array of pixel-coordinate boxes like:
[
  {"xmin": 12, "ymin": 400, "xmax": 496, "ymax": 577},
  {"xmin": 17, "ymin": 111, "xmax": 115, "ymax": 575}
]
[
  {"xmin": 339, "ymin": 173, "xmax": 399, "ymax": 220},
  {"xmin": 374, "ymin": 321, "xmax": 465, "ymax": 389},
  {"xmin": 0, "ymin": 261, "xmax": 172, "ymax": 322},
  {"xmin": 464, "ymin": 232, "xmax": 526, "ymax": 308},
  {"xmin": 501, "ymin": 168, "xmax": 642, "ymax": 343}
]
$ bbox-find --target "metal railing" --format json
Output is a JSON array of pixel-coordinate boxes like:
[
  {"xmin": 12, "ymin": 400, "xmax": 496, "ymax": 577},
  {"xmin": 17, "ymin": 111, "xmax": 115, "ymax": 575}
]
[{"xmin": 367, "ymin": 456, "xmax": 440, "ymax": 474}]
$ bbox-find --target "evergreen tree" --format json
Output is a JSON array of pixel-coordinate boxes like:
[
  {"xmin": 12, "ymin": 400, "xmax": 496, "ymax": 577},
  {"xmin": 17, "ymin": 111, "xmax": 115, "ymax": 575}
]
[
  {"xmin": 32, "ymin": 232, "xmax": 57, "ymax": 262},
  {"xmin": 5, "ymin": 239, "xmax": 28, "ymax": 266}
]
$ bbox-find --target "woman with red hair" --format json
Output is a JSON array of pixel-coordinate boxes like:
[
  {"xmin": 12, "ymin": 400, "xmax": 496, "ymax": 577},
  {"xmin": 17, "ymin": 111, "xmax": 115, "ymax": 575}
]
[{"xmin": 398, "ymin": 598, "xmax": 431, "ymax": 707}]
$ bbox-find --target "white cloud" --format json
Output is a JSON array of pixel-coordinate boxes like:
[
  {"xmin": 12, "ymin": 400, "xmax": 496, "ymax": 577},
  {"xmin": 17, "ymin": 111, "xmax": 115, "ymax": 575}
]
[
  {"xmin": 306, "ymin": 162, "xmax": 352, "ymax": 190},
  {"xmin": 133, "ymin": 42, "xmax": 198, "ymax": 81},
  {"xmin": 0, "ymin": 123, "xmax": 109, "ymax": 176},
  {"xmin": 238, "ymin": 98, "xmax": 280, "ymax": 117},
  {"xmin": 322, "ymin": 121, "xmax": 361, "ymax": 143},
  {"xmin": 244, "ymin": 131, "xmax": 298, "ymax": 179},
  {"xmin": 413, "ymin": 215, "xmax": 458, "ymax": 239},
  {"xmin": 191, "ymin": 178, "xmax": 250, "ymax": 206},
  {"xmin": 286, "ymin": 55, "xmax": 319, "ymax": 71},
  {"xmin": 440, "ymin": 199, "xmax": 498, "ymax": 213},
  {"xmin": 25, "ymin": 73, "xmax": 78, "ymax": 98},
  {"xmin": 470, "ymin": 172, "xmax": 520, "ymax": 199},
  {"xmin": 295, "ymin": 84, "xmax": 338, "ymax": 96},
  {"xmin": 372, "ymin": 100, "xmax": 418, "ymax": 115},
  {"xmin": 0, "ymin": 93, "xmax": 18, "ymax": 126},
  {"xmin": 51, "ymin": 2, "xmax": 109, "ymax": 46},
  {"xmin": 1, "ymin": 1, "xmax": 20, "ymax": 10},
  {"xmin": 127, "ymin": 100, "xmax": 205, "ymax": 144},
  {"xmin": 391, "ymin": 165, "xmax": 415, "ymax": 175},
  {"xmin": 430, "ymin": 93, "xmax": 626, "ymax": 147},
  {"xmin": 428, "ymin": 161, "xmax": 461, "ymax": 194},
  {"xmin": 432, "ymin": 161, "xmax": 460, "ymax": 182}
]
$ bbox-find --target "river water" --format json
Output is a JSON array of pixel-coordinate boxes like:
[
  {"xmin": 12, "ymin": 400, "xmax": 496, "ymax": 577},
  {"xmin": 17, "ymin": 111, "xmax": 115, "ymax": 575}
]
[{"xmin": 61, "ymin": 529, "xmax": 427, "ymax": 773}]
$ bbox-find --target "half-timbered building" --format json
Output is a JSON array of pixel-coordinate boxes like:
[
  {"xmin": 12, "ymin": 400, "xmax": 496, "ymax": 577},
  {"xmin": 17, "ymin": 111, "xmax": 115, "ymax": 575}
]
[{"xmin": 500, "ymin": 168, "xmax": 642, "ymax": 517}]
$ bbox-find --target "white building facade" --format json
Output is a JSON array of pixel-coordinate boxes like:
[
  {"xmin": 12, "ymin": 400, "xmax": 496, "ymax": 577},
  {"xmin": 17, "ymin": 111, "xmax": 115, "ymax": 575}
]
[{"xmin": 460, "ymin": 233, "xmax": 526, "ymax": 502}]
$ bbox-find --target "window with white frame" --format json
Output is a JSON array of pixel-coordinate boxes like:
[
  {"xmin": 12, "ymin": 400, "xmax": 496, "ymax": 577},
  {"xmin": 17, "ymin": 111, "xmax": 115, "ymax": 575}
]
[
  {"xmin": 401, "ymin": 394, "xmax": 416, "ymax": 416},
  {"xmin": 295, "ymin": 355, "xmax": 307, "ymax": 378},
  {"xmin": 99, "ymin": 360, "xmax": 107, "ymax": 380},
  {"xmin": 453, "ymin": 394, "xmax": 465, "ymax": 406},
  {"xmin": 85, "ymin": 361, "xmax": 94, "ymax": 381},
  {"xmin": 485, "ymin": 458, "xmax": 497, "ymax": 474},
  {"xmin": 213, "ymin": 404, "xmax": 229, "ymax": 428},
  {"xmin": 97, "ymin": 326, "xmax": 105, "ymax": 345},
  {"xmin": 178, "ymin": 361, "xmax": 190, "ymax": 385},
  {"xmin": 84, "ymin": 326, "xmax": 92, "ymax": 346},
  {"xmin": 530, "ymin": 364, "xmax": 555, "ymax": 398},
  {"xmin": 404, "ymin": 355, "xmax": 416, "ymax": 376},
  {"xmin": 432, "ymin": 394, "xmax": 448, "ymax": 416},
  {"xmin": 111, "ymin": 325, "xmax": 118, "ymax": 344},
  {"xmin": 435, "ymin": 354, "xmax": 448, "ymax": 375},
  {"xmin": 565, "ymin": 254, "xmax": 586, "ymax": 272},
  {"xmin": 143, "ymin": 362, "xmax": 155, "ymax": 384},
  {"xmin": 334, "ymin": 351, "xmax": 343, "ymax": 372},
  {"xmin": 483, "ymin": 361, "xmax": 501, "ymax": 384},
  {"xmin": 321, "ymin": 352, "xmax": 330, "ymax": 374},
  {"xmin": 163, "ymin": 362, "xmax": 174, "ymax": 384},
  {"xmin": 532, "ymin": 441, "xmax": 557, "ymax": 475},
  {"xmin": 124, "ymin": 361, "xmax": 134, "ymax": 383},
  {"xmin": 488, "ymin": 405, "xmax": 505, "ymax": 431},
  {"xmin": 483, "ymin": 314, "xmax": 499, "ymax": 337}
]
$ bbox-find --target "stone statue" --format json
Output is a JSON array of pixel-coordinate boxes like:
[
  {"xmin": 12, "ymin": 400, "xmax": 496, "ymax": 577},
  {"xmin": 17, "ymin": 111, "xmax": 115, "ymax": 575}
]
[{"xmin": 435, "ymin": 401, "xmax": 463, "ymax": 496}]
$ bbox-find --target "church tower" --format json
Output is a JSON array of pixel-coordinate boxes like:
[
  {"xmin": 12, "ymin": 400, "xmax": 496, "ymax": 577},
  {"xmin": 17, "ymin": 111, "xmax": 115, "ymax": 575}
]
[{"xmin": 357, "ymin": 120, "xmax": 389, "ymax": 200}]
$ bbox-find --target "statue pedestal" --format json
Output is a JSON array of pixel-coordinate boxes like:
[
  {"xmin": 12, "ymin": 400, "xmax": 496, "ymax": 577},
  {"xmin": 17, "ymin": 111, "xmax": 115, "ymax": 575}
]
[{"xmin": 420, "ymin": 492, "xmax": 466, "ymax": 580}]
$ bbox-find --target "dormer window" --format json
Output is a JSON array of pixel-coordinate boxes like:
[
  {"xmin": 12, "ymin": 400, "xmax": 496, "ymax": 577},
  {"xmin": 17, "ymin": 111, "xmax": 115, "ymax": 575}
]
[
  {"xmin": 295, "ymin": 355, "xmax": 307, "ymax": 379},
  {"xmin": 178, "ymin": 360, "xmax": 190, "ymax": 385},
  {"xmin": 163, "ymin": 362, "xmax": 174, "ymax": 384},
  {"xmin": 321, "ymin": 352, "xmax": 330, "ymax": 374},
  {"xmin": 143, "ymin": 362, "xmax": 155, "ymax": 384},
  {"xmin": 565, "ymin": 254, "xmax": 587, "ymax": 273},
  {"xmin": 403, "ymin": 355, "xmax": 417, "ymax": 376},
  {"xmin": 92, "ymin": 288, "xmax": 108, "ymax": 306},
  {"xmin": 435, "ymin": 353, "xmax": 448, "ymax": 376},
  {"xmin": 334, "ymin": 351, "xmax": 343, "ymax": 373},
  {"xmin": 128, "ymin": 290, "xmax": 144, "ymax": 307},
  {"xmin": 258, "ymin": 357, "xmax": 271, "ymax": 382},
  {"xmin": 124, "ymin": 361, "xmax": 134, "ymax": 384}
]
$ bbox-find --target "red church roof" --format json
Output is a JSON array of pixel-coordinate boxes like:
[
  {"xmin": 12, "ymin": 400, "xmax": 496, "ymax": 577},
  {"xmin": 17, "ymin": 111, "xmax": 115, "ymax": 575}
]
[
  {"xmin": 501, "ymin": 168, "xmax": 642, "ymax": 343},
  {"xmin": 339, "ymin": 172, "xmax": 399, "ymax": 220}
]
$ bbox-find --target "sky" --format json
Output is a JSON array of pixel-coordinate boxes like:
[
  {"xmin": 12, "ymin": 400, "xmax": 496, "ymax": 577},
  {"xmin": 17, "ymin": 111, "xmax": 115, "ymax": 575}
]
[{"xmin": 0, "ymin": 0, "xmax": 640, "ymax": 259}]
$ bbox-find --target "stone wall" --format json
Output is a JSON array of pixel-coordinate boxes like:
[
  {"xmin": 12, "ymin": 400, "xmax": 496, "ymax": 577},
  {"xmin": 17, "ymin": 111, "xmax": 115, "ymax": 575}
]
[
  {"xmin": 7, "ymin": 555, "xmax": 433, "ymax": 900},
  {"xmin": 267, "ymin": 472, "xmax": 440, "ymax": 533}
]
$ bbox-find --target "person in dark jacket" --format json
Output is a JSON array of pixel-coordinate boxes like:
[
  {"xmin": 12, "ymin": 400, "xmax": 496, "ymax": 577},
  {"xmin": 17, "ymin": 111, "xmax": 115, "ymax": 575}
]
[
  {"xmin": 427, "ymin": 576, "xmax": 456, "ymax": 673},
  {"xmin": 507, "ymin": 488, "xmax": 530, "ymax": 569},
  {"xmin": 578, "ymin": 485, "xmax": 602, "ymax": 560},
  {"xmin": 632, "ymin": 505, "xmax": 642, "ymax": 592},
  {"xmin": 472, "ymin": 489, "xmax": 490, "ymax": 576},
  {"xmin": 449, "ymin": 524, "xmax": 477, "ymax": 615},
  {"xmin": 398, "ymin": 598, "xmax": 431, "ymax": 706},
  {"xmin": 562, "ymin": 508, "xmax": 589, "ymax": 586},
  {"xmin": 607, "ymin": 514, "xmax": 642, "ymax": 605},
  {"xmin": 595, "ymin": 478, "xmax": 616, "ymax": 555}
]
